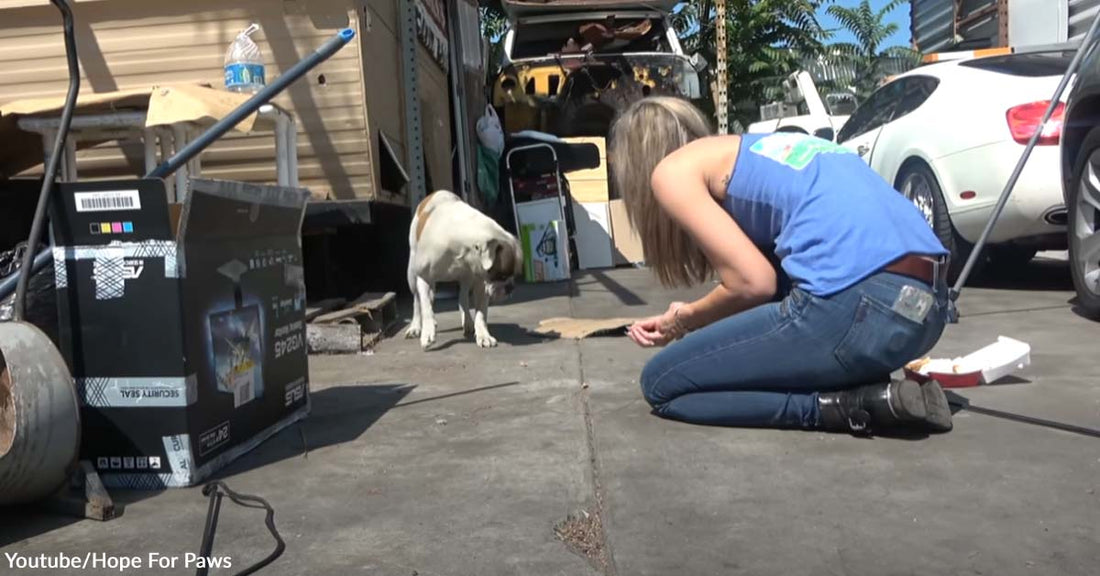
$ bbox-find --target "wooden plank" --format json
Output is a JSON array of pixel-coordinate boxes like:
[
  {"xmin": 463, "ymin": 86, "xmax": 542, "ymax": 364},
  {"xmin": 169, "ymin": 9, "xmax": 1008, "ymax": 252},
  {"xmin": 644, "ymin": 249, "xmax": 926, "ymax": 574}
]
[
  {"xmin": 307, "ymin": 323, "xmax": 362, "ymax": 354},
  {"xmin": 42, "ymin": 460, "xmax": 118, "ymax": 521},
  {"xmin": 305, "ymin": 298, "xmax": 347, "ymax": 322},
  {"xmin": 81, "ymin": 461, "xmax": 116, "ymax": 521}
]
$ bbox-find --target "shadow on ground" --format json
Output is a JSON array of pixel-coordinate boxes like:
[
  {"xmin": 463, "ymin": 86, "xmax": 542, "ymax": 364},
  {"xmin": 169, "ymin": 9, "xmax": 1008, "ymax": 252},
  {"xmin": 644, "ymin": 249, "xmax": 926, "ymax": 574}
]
[
  {"xmin": 969, "ymin": 257, "xmax": 1073, "ymax": 292},
  {"xmin": 428, "ymin": 323, "xmax": 558, "ymax": 351},
  {"xmin": 0, "ymin": 509, "xmax": 84, "ymax": 548},
  {"xmin": 212, "ymin": 383, "xmax": 412, "ymax": 480}
]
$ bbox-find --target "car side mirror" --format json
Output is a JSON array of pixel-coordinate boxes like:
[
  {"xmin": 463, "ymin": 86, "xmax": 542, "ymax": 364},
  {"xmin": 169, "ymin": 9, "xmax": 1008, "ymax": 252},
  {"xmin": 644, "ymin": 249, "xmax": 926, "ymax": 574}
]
[
  {"xmin": 689, "ymin": 52, "xmax": 708, "ymax": 73},
  {"xmin": 814, "ymin": 127, "xmax": 836, "ymax": 142}
]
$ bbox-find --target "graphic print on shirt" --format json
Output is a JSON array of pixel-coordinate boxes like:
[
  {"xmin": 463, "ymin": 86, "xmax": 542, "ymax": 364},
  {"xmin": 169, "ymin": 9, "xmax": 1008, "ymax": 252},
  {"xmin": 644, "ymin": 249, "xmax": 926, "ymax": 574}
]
[{"xmin": 749, "ymin": 133, "xmax": 854, "ymax": 171}]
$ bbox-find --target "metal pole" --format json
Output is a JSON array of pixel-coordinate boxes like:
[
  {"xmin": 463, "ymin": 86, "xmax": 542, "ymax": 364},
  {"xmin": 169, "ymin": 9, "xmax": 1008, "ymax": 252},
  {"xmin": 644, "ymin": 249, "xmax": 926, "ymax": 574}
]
[
  {"xmin": 148, "ymin": 28, "xmax": 355, "ymax": 180},
  {"xmin": 195, "ymin": 486, "xmax": 223, "ymax": 576},
  {"xmin": 948, "ymin": 8, "xmax": 1100, "ymax": 321},
  {"xmin": 11, "ymin": 0, "xmax": 79, "ymax": 321},
  {"xmin": 275, "ymin": 112, "xmax": 290, "ymax": 186},
  {"xmin": 715, "ymin": 0, "xmax": 728, "ymax": 135},
  {"xmin": 398, "ymin": 0, "xmax": 428, "ymax": 202}
]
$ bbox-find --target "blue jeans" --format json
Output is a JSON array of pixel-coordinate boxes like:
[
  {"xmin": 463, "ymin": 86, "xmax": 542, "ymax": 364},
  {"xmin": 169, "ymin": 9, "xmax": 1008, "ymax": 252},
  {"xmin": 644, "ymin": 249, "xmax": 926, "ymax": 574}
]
[{"xmin": 640, "ymin": 271, "xmax": 948, "ymax": 429}]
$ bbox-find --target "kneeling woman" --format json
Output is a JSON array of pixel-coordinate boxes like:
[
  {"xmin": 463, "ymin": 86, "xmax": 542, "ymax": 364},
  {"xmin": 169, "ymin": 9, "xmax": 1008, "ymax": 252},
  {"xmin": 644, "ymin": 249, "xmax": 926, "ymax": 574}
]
[{"xmin": 610, "ymin": 97, "xmax": 952, "ymax": 436}]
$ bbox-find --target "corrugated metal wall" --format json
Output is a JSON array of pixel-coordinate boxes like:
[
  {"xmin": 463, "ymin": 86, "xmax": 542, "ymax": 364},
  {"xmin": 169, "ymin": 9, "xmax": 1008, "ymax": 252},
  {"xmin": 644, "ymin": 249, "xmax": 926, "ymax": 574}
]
[
  {"xmin": 1070, "ymin": 0, "xmax": 1100, "ymax": 41},
  {"xmin": 0, "ymin": 0, "xmax": 387, "ymax": 202},
  {"xmin": 911, "ymin": 0, "xmax": 955, "ymax": 53},
  {"xmin": 956, "ymin": 0, "xmax": 1002, "ymax": 49}
]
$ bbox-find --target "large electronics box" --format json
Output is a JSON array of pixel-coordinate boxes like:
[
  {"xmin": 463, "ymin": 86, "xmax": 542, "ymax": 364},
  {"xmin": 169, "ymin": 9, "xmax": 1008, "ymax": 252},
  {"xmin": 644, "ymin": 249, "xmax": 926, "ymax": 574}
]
[{"xmin": 50, "ymin": 178, "xmax": 310, "ymax": 488}]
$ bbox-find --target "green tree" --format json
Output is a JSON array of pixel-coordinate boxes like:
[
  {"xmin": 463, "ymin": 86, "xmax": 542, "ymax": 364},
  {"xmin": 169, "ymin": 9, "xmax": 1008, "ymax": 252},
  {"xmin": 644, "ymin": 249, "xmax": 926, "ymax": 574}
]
[
  {"xmin": 672, "ymin": 0, "xmax": 828, "ymax": 131},
  {"xmin": 479, "ymin": 0, "xmax": 509, "ymax": 92},
  {"xmin": 825, "ymin": 0, "xmax": 920, "ymax": 99}
]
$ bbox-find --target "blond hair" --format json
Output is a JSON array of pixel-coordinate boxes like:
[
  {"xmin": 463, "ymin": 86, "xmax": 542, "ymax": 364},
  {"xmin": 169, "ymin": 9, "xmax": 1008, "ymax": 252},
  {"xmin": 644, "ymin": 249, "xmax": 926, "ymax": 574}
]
[{"xmin": 609, "ymin": 96, "xmax": 714, "ymax": 288}]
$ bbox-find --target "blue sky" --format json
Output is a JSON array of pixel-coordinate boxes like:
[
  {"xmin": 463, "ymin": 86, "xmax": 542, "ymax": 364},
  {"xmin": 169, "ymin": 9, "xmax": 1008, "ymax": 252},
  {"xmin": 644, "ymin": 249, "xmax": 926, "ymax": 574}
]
[
  {"xmin": 668, "ymin": 1, "xmax": 913, "ymax": 48},
  {"xmin": 817, "ymin": 0, "xmax": 911, "ymax": 48}
]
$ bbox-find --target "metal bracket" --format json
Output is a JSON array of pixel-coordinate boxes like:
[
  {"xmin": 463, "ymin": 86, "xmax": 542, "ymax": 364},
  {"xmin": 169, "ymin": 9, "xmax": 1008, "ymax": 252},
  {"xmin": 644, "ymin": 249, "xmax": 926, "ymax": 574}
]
[
  {"xmin": 715, "ymin": 0, "xmax": 728, "ymax": 135},
  {"xmin": 399, "ymin": 0, "xmax": 428, "ymax": 203}
]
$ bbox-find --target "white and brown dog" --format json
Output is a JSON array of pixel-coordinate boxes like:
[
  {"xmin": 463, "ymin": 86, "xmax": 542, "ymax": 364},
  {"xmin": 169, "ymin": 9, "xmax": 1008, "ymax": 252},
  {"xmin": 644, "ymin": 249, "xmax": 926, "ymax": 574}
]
[{"xmin": 405, "ymin": 190, "xmax": 523, "ymax": 349}]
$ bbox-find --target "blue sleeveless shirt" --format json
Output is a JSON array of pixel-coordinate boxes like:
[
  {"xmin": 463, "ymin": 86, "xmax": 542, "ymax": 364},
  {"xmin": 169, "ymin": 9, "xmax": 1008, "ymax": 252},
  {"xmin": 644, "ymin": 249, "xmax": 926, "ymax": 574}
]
[{"xmin": 725, "ymin": 133, "xmax": 947, "ymax": 297}]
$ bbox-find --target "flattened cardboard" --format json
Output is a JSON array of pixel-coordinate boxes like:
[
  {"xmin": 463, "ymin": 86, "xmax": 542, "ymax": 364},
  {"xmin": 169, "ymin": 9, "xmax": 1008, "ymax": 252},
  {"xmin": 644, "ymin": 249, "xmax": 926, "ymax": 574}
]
[{"xmin": 535, "ymin": 317, "xmax": 637, "ymax": 339}]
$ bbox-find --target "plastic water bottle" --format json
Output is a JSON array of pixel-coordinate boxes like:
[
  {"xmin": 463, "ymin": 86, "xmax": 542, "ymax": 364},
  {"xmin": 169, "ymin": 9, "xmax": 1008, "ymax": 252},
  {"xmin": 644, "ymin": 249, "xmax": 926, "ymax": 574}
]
[{"xmin": 224, "ymin": 24, "xmax": 266, "ymax": 94}]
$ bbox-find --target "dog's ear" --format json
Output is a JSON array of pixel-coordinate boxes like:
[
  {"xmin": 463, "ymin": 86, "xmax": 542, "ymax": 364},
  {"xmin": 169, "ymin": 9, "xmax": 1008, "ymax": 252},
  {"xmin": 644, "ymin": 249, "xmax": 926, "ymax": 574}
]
[{"xmin": 479, "ymin": 240, "xmax": 498, "ymax": 272}]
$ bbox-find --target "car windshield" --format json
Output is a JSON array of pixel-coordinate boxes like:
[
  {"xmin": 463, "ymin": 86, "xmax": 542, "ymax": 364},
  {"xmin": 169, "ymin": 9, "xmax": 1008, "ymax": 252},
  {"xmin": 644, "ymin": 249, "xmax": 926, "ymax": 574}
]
[
  {"xmin": 959, "ymin": 52, "xmax": 1075, "ymax": 77},
  {"xmin": 509, "ymin": 17, "xmax": 671, "ymax": 59}
]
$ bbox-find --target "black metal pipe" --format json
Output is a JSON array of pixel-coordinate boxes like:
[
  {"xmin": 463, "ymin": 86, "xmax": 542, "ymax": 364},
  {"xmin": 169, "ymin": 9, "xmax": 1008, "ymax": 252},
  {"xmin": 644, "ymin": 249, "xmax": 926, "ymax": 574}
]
[
  {"xmin": 10, "ymin": 0, "xmax": 79, "ymax": 320},
  {"xmin": 0, "ymin": 27, "xmax": 356, "ymax": 303},
  {"xmin": 148, "ymin": 27, "xmax": 356, "ymax": 180},
  {"xmin": 196, "ymin": 485, "xmax": 224, "ymax": 576},
  {"xmin": 0, "ymin": 249, "xmax": 51, "ymax": 302}
]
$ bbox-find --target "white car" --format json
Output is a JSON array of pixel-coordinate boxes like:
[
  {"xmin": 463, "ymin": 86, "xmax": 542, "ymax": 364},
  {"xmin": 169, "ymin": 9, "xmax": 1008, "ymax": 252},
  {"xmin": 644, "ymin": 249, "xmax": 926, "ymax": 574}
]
[
  {"xmin": 748, "ymin": 71, "xmax": 855, "ymax": 141},
  {"xmin": 837, "ymin": 51, "xmax": 1073, "ymax": 277}
]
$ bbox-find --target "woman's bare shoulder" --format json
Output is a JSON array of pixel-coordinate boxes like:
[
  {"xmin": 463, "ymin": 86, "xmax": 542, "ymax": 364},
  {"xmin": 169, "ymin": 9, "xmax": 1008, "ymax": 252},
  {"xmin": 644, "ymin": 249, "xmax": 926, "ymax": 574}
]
[{"xmin": 697, "ymin": 135, "xmax": 742, "ymax": 200}]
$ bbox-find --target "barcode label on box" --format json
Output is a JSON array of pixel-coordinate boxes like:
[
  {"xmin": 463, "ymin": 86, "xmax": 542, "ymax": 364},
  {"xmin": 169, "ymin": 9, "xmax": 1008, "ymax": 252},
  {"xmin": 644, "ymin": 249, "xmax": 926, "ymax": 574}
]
[
  {"xmin": 74, "ymin": 190, "xmax": 142, "ymax": 213},
  {"xmin": 234, "ymin": 381, "xmax": 255, "ymax": 408}
]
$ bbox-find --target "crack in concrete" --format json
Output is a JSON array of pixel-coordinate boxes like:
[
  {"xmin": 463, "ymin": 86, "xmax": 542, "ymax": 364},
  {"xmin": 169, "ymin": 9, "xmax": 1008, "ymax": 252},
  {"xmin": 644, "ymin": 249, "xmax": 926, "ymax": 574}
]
[{"xmin": 568, "ymin": 283, "xmax": 619, "ymax": 576}]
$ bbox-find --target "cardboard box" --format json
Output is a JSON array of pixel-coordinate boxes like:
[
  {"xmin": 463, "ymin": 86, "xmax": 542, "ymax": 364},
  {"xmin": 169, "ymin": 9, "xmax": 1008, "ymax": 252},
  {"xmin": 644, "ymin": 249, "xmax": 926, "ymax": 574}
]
[
  {"xmin": 572, "ymin": 202, "xmax": 613, "ymax": 270},
  {"xmin": 50, "ymin": 178, "xmax": 310, "ymax": 489},
  {"xmin": 608, "ymin": 199, "xmax": 645, "ymax": 265},
  {"xmin": 517, "ymin": 198, "xmax": 570, "ymax": 282},
  {"xmin": 563, "ymin": 137, "xmax": 609, "ymax": 204}
]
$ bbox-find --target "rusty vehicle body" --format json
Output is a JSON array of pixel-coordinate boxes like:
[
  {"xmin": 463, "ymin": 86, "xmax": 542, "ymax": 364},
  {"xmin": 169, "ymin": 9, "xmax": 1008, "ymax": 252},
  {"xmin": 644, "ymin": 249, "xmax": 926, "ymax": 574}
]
[{"xmin": 492, "ymin": 1, "xmax": 704, "ymax": 136}]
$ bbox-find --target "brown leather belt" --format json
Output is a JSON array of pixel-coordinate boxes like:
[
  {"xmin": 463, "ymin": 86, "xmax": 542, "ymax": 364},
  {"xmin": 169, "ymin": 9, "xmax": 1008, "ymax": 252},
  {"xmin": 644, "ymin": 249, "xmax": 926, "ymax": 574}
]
[{"xmin": 884, "ymin": 254, "xmax": 937, "ymax": 285}]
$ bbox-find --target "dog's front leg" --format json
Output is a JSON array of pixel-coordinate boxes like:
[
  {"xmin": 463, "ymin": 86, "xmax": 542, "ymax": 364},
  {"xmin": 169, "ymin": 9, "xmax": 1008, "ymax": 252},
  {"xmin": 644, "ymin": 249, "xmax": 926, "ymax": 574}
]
[
  {"xmin": 472, "ymin": 281, "xmax": 497, "ymax": 348},
  {"xmin": 404, "ymin": 256, "xmax": 422, "ymax": 339},
  {"xmin": 459, "ymin": 281, "xmax": 475, "ymax": 337},
  {"xmin": 416, "ymin": 277, "xmax": 436, "ymax": 349}
]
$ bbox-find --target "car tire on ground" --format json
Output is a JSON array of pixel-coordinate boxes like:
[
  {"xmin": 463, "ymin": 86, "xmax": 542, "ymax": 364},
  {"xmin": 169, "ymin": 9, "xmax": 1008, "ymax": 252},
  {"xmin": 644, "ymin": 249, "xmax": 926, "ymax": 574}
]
[
  {"xmin": 896, "ymin": 161, "xmax": 971, "ymax": 282},
  {"xmin": 1068, "ymin": 126, "xmax": 1100, "ymax": 318}
]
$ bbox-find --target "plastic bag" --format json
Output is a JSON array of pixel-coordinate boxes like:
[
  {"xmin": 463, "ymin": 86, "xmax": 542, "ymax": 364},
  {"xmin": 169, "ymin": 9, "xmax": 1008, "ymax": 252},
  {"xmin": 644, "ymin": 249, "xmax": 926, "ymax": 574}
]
[
  {"xmin": 476, "ymin": 105, "xmax": 505, "ymax": 156},
  {"xmin": 477, "ymin": 144, "xmax": 500, "ymax": 206}
]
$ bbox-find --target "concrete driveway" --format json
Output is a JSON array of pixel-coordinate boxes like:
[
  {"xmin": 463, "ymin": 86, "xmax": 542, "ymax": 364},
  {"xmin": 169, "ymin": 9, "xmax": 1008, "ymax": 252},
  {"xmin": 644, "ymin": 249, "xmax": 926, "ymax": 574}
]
[{"xmin": 2, "ymin": 258, "xmax": 1098, "ymax": 575}]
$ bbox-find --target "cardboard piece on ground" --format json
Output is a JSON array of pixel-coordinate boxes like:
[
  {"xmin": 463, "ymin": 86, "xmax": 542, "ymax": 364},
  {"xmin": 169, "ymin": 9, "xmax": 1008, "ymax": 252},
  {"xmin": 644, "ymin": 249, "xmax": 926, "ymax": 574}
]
[{"xmin": 536, "ymin": 317, "xmax": 637, "ymax": 339}]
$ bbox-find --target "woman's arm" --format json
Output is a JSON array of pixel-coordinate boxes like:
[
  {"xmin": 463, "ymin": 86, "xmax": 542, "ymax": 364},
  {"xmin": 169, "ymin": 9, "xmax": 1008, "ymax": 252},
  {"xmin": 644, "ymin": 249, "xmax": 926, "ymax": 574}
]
[{"xmin": 651, "ymin": 137, "xmax": 777, "ymax": 333}]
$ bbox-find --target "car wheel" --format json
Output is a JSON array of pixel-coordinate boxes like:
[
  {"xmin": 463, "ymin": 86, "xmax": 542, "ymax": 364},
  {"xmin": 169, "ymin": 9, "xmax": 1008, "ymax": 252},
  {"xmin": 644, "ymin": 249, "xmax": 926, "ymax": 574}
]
[
  {"xmin": 987, "ymin": 245, "xmax": 1038, "ymax": 271},
  {"xmin": 1068, "ymin": 126, "xmax": 1100, "ymax": 318},
  {"xmin": 896, "ymin": 161, "xmax": 970, "ymax": 282}
]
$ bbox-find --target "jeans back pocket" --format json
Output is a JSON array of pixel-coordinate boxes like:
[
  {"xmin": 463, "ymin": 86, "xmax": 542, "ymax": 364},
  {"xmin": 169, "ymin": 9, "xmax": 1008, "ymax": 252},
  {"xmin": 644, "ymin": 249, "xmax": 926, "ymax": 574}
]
[{"xmin": 833, "ymin": 295, "xmax": 926, "ymax": 378}]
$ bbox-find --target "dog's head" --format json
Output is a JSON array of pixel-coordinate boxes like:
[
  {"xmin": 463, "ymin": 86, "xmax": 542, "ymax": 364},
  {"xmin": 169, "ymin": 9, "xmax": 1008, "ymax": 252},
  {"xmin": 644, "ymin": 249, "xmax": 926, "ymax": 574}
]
[{"xmin": 478, "ymin": 234, "xmax": 523, "ymax": 303}]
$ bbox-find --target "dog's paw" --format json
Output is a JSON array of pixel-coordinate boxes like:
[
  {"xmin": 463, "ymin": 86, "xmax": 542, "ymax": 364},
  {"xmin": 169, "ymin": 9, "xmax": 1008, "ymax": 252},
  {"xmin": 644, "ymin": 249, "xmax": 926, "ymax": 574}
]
[
  {"xmin": 404, "ymin": 324, "xmax": 421, "ymax": 339},
  {"xmin": 476, "ymin": 333, "xmax": 498, "ymax": 348},
  {"xmin": 420, "ymin": 325, "xmax": 436, "ymax": 349},
  {"xmin": 463, "ymin": 322, "xmax": 476, "ymax": 337}
]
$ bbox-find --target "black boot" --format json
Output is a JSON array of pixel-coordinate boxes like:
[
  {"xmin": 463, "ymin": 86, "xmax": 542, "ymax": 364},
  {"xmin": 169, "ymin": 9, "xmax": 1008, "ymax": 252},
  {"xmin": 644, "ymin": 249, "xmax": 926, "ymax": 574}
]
[
  {"xmin": 818, "ymin": 379, "xmax": 930, "ymax": 435},
  {"xmin": 919, "ymin": 380, "xmax": 953, "ymax": 433}
]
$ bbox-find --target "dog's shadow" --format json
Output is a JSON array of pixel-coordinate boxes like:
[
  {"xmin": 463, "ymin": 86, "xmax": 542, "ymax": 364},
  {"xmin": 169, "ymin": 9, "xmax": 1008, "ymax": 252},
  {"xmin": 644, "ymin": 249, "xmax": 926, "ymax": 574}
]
[{"xmin": 428, "ymin": 322, "xmax": 557, "ymax": 351}]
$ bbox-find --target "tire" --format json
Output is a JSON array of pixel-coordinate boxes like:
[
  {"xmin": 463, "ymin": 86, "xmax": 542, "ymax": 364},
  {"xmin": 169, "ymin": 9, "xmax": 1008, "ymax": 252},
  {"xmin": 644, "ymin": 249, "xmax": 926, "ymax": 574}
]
[
  {"xmin": 896, "ymin": 161, "xmax": 972, "ymax": 282},
  {"xmin": 1068, "ymin": 126, "xmax": 1100, "ymax": 318}
]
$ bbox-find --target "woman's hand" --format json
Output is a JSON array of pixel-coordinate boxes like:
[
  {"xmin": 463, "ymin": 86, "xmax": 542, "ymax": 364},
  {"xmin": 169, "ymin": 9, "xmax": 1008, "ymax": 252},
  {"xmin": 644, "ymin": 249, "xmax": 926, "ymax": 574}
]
[{"xmin": 628, "ymin": 302, "xmax": 685, "ymax": 348}]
